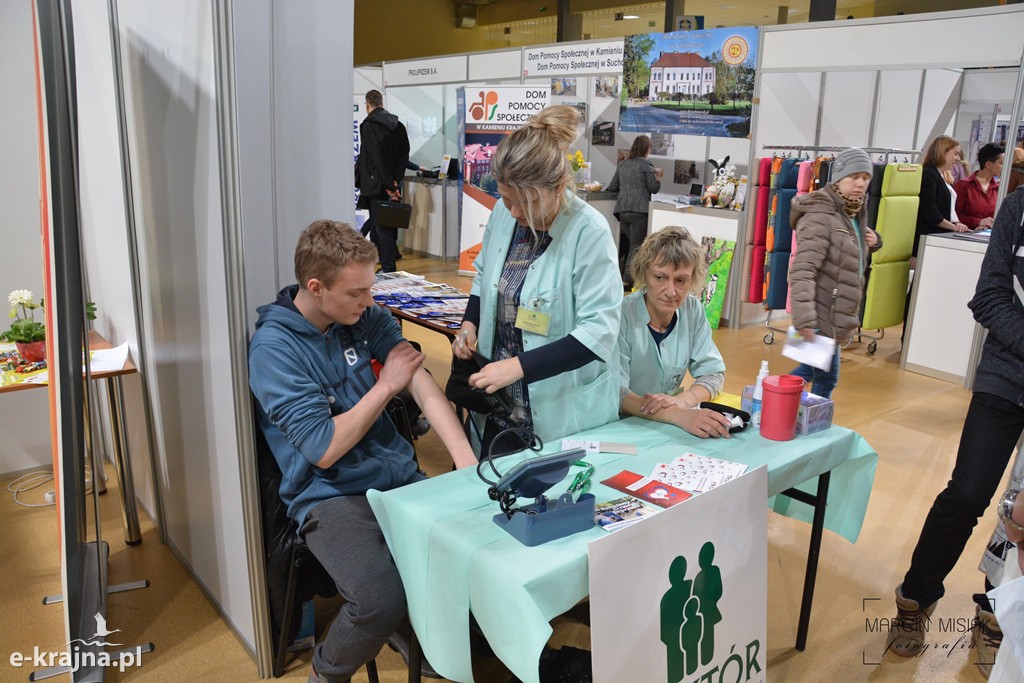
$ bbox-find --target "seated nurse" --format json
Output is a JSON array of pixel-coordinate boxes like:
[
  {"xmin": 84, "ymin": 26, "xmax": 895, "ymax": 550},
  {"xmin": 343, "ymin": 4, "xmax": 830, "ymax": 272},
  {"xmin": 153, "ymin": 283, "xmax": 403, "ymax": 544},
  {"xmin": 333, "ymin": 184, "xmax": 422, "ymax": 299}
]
[
  {"xmin": 453, "ymin": 104, "xmax": 622, "ymax": 454},
  {"xmin": 618, "ymin": 227, "xmax": 732, "ymax": 439}
]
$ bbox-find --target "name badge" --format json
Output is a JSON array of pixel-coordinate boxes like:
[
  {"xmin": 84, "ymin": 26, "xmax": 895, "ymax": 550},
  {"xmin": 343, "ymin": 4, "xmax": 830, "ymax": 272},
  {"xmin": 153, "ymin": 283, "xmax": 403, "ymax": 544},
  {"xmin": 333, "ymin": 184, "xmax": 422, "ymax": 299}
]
[{"xmin": 515, "ymin": 307, "xmax": 551, "ymax": 336}]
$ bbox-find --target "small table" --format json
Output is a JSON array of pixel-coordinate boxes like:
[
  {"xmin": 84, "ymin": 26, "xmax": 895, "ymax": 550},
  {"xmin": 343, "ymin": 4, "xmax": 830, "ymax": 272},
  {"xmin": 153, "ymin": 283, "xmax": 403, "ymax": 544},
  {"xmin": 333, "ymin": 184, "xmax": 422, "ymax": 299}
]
[
  {"xmin": 368, "ymin": 418, "xmax": 878, "ymax": 683},
  {"xmin": 0, "ymin": 331, "xmax": 142, "ymax": 545},
  {"xmin": 382, "ymin": 303, "xmax": 463, "ymax": 342}
]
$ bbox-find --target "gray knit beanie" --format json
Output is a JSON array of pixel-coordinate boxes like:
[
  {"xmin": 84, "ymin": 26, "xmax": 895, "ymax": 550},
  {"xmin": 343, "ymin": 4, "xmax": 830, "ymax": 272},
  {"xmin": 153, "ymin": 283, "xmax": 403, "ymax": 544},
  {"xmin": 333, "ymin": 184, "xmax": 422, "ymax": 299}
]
[{"xmin": 832, "ymin": 148, "xmax": 873, "ymax": 181}]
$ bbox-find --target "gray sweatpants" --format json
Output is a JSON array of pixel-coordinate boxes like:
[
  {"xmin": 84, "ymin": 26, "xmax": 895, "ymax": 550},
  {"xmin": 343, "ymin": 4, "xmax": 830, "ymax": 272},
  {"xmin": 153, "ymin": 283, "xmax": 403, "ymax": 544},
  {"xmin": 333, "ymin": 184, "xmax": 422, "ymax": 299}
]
[{"xmin": 301, "ymin": 495, "xmax": 407, "ymax": 683}]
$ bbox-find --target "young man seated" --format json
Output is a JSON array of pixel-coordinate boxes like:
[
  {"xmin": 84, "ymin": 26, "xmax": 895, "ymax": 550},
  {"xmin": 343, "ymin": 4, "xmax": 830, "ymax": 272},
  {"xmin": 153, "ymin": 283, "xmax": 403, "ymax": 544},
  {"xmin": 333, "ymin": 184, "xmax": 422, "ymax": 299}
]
[{"xmin": 249, "ymin": 220, "xmax": 476, "ymax": 683}]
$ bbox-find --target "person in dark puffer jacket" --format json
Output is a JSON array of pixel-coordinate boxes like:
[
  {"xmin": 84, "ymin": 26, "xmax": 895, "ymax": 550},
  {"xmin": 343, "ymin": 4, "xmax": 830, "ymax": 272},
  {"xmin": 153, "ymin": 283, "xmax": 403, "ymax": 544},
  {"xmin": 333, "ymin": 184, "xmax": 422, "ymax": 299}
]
[
  {"xmin": 888, "ymin": 186, "xmax": 1024, "ymax": 669},
  {"xmin": 787, "ymin": 147, "xmax": 882, "ymax": 399}
]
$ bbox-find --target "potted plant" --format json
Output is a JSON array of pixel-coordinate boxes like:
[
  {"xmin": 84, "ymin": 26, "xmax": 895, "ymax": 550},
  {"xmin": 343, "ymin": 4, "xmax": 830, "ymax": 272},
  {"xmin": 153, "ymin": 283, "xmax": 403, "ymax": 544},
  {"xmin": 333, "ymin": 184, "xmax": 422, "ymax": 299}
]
[{"xmin": 1, "ymin": 289, "xmax": 96, "ymax": 363}]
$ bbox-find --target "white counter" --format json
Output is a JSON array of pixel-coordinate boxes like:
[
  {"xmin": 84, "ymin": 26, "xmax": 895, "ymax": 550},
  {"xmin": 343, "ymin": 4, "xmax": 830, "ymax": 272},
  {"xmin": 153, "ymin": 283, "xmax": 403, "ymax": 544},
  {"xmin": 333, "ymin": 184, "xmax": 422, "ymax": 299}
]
[{"xmin": 901, "ymin": 233, "xmax": 988, "ymax": 385}]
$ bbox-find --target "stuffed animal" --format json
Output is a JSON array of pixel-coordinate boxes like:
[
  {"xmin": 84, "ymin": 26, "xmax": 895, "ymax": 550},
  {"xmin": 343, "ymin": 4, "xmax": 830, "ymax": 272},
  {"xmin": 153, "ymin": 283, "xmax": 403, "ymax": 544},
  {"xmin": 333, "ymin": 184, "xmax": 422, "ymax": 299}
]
[{"xmin": 703, "ymin": 156, "xmax": 739, "ymax": 209}]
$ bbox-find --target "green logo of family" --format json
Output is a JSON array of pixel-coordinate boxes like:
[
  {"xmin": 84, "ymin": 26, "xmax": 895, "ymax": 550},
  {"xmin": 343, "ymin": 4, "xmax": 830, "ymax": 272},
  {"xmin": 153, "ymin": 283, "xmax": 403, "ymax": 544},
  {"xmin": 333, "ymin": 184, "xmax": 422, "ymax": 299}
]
[{"xmin": 661, "ymin": 542, "xmax": 763, "ymax": 683}]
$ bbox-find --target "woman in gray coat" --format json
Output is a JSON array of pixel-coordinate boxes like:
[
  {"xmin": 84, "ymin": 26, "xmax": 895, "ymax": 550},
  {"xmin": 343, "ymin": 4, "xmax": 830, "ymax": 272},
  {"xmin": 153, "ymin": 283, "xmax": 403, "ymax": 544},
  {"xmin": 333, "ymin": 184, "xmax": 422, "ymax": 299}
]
[{"xmin": 607, "ymin": 135, "xmax": 663, "ymax": 288}]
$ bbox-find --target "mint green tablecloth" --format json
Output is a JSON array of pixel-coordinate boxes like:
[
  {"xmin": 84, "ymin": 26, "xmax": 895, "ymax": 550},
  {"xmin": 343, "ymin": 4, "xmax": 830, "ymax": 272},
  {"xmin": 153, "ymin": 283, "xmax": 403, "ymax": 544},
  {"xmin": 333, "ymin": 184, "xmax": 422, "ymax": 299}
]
[{"xmin": 366, "ymin": 417, "xmax": 877, "ymax": 683}]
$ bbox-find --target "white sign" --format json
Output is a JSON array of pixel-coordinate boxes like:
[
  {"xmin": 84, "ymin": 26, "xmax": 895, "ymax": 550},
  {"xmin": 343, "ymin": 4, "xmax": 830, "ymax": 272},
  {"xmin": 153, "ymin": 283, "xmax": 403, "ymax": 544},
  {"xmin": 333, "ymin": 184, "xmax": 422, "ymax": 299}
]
[
  {"xmin": 523, "ymin": 40, "xmax": 624, "ymax": 77},
  {"xmin": 457, "ymin": 85, "xmax": 551, "ymax": 273},
  {"xmin": 589, "ymin": 467, "xmax": 767, "ymax": 683},
  {"xmin": 384, "ymin": 55, "xmax": 467, "ymax": 86}
]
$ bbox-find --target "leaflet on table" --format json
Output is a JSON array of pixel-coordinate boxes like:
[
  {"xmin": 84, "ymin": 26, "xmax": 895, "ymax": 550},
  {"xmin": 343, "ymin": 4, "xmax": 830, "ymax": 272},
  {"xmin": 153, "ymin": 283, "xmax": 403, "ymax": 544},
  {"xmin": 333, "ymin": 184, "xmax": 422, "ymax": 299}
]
[
  {"xmin": 649, "ymin": 453, "xmax": 747, "ymax": 493},
  {"xmin": 561, "ymin": 439, "xmax": 638, "ymax": 455},
  {"xmin": 593, "ymin": 496, "xmax": 660, "ymax": 532},
  {"xmin": 0, "ymin": 342, "xmax": 130, "ymax": 387},
  {"xmin": 600, "ymin": 470, "xmax": 691, "ymax": 508}
]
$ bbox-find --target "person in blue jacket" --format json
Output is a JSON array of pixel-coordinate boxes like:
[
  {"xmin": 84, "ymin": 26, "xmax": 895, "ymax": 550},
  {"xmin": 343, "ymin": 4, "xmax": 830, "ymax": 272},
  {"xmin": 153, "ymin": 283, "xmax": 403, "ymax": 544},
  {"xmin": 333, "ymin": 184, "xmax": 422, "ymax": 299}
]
[
  {"xmin": 452, "ymin": 105, "xmax": 622, "ymax": 454},
  {"xmin": 618, "ymin": 227, "xmax": 732, "ymax": 438},
  {"xmin": 249, "ymin": 220, "xmax": 476, "ymax": 683}
]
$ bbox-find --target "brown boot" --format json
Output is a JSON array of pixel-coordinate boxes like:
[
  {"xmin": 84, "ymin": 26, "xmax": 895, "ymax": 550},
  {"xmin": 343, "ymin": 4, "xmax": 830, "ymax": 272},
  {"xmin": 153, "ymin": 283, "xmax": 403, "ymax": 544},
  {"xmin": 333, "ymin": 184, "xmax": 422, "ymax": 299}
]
[
  {"xmin": 973, "ymin": 603, "xmax": 1002, "ymax": 679},
  {"xmin": 886, "ymin": 584, "xmax": 936, "ymax": 657}
]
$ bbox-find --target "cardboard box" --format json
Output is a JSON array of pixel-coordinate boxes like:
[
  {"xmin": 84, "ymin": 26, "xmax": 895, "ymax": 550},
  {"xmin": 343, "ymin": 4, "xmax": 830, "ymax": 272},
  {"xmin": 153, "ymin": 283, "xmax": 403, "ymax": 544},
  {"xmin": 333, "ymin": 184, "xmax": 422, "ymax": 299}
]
[
  {"xmin": 742, "ymin": 384, "xmax": 833, "ymax": 435},
  {"xmin": 796, "ymin": 392, "xmax": 834, "ymax": 435}
]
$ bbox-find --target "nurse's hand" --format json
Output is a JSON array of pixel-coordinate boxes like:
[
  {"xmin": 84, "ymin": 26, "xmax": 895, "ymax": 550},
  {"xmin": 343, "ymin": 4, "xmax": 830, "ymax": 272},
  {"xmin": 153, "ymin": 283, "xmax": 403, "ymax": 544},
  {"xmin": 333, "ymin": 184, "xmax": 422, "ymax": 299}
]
[
  {"xmin": 639, "ymin": 393, "xmax": 678, "ymax": 415},
  {"xmin": 675, "ymin": 407, "xmax": 732, "ymax": 439},
  {"xmin": 469, "ymin": 357, "xmax": 524, "ymax": 393},
  {"xmin": 452, "ymin": 322, "xmax": 478, "ymax": 360}
]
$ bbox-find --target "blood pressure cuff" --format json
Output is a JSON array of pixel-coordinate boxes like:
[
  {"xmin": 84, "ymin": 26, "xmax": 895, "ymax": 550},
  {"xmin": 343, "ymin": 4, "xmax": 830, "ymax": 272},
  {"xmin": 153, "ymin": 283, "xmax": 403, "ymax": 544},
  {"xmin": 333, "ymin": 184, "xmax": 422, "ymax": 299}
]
[{"xmin": 445, "ymin": 351, "xmax": 514, "ymax": 417}]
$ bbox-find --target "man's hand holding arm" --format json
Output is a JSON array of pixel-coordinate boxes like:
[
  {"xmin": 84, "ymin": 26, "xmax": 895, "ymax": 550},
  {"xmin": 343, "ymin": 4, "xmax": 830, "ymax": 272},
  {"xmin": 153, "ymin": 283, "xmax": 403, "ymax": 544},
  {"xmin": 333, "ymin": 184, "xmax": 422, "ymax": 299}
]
[{"xmin": 317, "ymin": 343, "xmax": 424, "ymax": 469}]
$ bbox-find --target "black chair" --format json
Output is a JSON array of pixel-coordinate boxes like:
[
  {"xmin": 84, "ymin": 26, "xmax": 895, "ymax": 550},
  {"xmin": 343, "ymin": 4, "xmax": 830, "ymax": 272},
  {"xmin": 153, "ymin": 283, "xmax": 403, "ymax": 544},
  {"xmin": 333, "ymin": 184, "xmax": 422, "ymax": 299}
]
[
  {"xmin": 256, "ymin": 398, "xmax": 432, "ymax": 681},
  {"xmin": 254, "ymin": 406, "xmax": 380, "ymax": 681}
]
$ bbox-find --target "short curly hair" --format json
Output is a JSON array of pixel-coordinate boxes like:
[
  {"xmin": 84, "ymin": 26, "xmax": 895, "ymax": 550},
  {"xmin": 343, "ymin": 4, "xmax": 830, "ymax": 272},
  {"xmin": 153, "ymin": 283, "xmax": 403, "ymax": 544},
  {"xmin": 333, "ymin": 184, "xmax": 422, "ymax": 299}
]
[
  {"xmin": 294, "ymin": 220, "xmax": 377, "ymax": 288},
  {"xmin": 629, "ymin": 226, "xmax": 707, "ymax": 294}
]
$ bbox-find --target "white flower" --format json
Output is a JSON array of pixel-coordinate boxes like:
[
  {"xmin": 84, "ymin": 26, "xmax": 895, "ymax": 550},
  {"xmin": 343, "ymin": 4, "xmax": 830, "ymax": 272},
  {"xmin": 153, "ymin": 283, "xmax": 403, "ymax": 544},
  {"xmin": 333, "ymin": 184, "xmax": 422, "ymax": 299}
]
[{"xmin": 8, "ymin": 289, "xmax": 33, "ymax": 307}]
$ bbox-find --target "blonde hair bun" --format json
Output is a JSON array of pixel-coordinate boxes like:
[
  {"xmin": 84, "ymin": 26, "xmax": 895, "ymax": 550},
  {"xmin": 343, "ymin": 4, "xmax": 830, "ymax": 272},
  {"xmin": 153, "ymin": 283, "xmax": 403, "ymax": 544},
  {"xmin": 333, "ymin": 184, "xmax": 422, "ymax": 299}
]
[{"xmin": 528, "ymin": 105, "xmax": 581, "ymax": 153}]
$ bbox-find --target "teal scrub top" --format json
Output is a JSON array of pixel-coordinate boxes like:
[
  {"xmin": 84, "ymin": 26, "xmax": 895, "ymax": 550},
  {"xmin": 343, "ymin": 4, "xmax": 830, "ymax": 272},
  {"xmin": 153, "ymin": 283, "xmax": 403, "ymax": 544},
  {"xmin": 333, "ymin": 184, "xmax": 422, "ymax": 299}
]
[
  {"xmin": 618, "ymin": 289, "xmax": 726, "ymax": 396},
  {"xmin": 471, "ymin": 192, "xmax": 622, "ymax": 443}
]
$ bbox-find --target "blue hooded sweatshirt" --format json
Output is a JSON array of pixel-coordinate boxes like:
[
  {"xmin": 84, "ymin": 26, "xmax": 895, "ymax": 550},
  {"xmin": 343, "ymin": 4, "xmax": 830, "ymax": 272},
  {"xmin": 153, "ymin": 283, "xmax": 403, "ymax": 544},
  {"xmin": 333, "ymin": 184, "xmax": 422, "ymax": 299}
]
[{"xmin": 249, "ymin": 285, "xmax": 419, "ymax": 525}]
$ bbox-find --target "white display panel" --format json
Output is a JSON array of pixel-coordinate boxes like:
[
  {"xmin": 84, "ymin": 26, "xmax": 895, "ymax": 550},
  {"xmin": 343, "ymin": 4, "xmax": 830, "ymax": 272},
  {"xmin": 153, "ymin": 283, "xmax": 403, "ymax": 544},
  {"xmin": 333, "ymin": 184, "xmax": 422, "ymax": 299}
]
[
  {"xmin": 387, "ymin": 84, "xmax": 445, "ymax": 168},
  {"xmin": 819, "ymin": 71, "xmax": 875, "ymax": 148},
  {"xmin": 872, "ymin": 70, "xmax": 923, "ymax": 150},
  {"xmin": 384, "ymin": 55, "xmax": 467, "ymax": 86},
  {"xmin": 961, "ymin": 68, "xmax": 1019, "ymax": 104},
  {"xmin": 915, "ymin": 69, "xmax": 963, "ymax": 149},
  {"xmin": 903, "ymin": 236, "xmax": 987, "ymax": 384},
  {"xmin": 469, "ymin": 49, "xmax": 521, "ymax": 81},
  {"xmin": 754, "ymin": 72, "xmax": 822, "ymax": 150},
  {"xmin": 354, "ymin": 66, "xmax": 382, "ymax": 96},
  {"xmin": 761, "ymin": 8, "xmax": 1024, "ymax": 72}
]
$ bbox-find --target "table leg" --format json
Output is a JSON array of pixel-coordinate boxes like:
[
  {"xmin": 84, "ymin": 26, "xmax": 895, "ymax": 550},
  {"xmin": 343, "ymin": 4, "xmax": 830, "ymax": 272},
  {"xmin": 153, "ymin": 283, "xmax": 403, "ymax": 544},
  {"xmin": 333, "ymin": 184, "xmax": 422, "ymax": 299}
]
[
  {"xmin": 105, "ymin": 376, "xmax": 142, "ymax": 545},
  {"xmin": 83, "ymin": 392, "xmax": 108, "ymax": 495},
  {"xmin": 790, "ymin": 471, "xmax": 830, "ymax": 651}
]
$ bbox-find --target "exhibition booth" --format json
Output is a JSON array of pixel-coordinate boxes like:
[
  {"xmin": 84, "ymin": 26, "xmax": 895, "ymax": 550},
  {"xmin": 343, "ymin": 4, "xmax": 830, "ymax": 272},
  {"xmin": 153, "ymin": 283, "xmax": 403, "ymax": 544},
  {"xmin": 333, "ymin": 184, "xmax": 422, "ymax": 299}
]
[{"xmin": 4, "ymin": 2, "xmax": 1024, "ymax": 681}]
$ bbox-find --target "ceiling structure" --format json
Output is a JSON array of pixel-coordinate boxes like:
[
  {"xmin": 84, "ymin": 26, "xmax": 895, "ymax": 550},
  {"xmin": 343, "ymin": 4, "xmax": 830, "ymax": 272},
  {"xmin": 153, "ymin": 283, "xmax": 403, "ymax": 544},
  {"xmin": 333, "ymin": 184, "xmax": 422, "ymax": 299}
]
[{"xmin": 472, "ymin": 0, "xmax": 992, "ymax": 48}]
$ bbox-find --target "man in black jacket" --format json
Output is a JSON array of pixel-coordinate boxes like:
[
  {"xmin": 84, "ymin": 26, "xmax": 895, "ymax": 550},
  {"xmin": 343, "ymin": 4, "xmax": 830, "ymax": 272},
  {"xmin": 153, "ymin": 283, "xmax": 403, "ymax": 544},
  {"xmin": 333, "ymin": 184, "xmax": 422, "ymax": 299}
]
[
  {"xmin": 357, "ymin": 90, "xmax": 409, "ymax": 272},
  {"xmin": 888, "ymin": 186, "xmax": 1024, "ymax": 672}
]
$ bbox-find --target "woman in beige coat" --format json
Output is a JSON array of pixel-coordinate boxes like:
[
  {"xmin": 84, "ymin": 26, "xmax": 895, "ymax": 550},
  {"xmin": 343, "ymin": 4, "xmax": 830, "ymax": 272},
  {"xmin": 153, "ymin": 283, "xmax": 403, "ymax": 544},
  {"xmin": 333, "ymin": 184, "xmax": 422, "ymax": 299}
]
[{"xmin": 787, "ymin": 147, "xmax": 882, "ymax": 399}]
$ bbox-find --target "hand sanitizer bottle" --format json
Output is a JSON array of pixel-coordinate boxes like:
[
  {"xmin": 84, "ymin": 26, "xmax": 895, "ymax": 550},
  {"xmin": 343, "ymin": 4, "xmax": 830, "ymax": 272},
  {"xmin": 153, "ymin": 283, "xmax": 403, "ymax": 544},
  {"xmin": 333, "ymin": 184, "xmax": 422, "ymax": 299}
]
[{"xmin": 751, "ymin": 360, "xmax": 769, "ymax": 428}]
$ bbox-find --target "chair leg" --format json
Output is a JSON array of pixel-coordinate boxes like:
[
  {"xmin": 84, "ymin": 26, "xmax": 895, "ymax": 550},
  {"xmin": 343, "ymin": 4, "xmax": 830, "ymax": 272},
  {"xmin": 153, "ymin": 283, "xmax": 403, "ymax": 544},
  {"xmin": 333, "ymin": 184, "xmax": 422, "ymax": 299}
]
[
  {"xmin": 366, "ymin": 658, "xmax": 380, "ymax": 683},
  {"xmin": 408, "ymin": 628, "xmax": 423, "ymax": 683},
  {"xmin": 275, "ymin": 546, "xmax": 301, "ymax": 677}
]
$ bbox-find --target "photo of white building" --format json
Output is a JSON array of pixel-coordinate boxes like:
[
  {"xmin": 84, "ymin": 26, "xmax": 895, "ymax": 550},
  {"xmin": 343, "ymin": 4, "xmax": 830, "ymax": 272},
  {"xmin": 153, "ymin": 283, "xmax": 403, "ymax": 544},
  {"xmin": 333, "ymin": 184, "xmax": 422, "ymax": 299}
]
[{"xmin": 649, "ymin": 52, "xmax": 715, "ymax": 99}]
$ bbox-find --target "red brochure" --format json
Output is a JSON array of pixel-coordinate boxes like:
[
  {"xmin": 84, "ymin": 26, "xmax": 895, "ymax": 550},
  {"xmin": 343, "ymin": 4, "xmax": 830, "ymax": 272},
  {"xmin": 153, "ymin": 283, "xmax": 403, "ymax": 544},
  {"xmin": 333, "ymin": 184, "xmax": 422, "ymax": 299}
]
[{"xmin": 599, "ymin": 470, "xmax": 692, "ymax": 509}]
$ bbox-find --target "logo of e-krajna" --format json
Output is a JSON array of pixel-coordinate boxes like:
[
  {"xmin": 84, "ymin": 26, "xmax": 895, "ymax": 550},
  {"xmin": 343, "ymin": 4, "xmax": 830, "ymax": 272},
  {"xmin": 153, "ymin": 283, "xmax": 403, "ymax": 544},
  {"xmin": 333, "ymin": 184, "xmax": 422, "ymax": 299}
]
[
  {"xmin": 661, "ymin": 542, "xmax": 762, "ymax": 683},
  {"xmin": 469, "ymin": 90, "xmax": 500, "ymax": 121},
  {"xmin": 9, "ymin": 612, "xmax": 145, "ymax": 673}
]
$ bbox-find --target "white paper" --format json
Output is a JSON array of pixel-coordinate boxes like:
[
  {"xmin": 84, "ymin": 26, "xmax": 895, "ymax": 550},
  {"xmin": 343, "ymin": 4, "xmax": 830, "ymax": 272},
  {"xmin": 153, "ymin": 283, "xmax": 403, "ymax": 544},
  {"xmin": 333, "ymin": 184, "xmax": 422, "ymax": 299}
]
[
  {"xmin": 649, "ymin": 453, "xmax": 747, "ymax": 494},
  {"xmin": 781, "ymin": 326, "xmax": 836, "ymax": 371},
  {"xmin": 989, "ymin": 576, "xmax": 1024, "ymax": 680},
  {"xmin": 88, "ymin": 343, "xmax": 130, "ymax": 373},
  {"xmin": 561, "ymin": 439, "xmax": 638, "ymax": 455}
]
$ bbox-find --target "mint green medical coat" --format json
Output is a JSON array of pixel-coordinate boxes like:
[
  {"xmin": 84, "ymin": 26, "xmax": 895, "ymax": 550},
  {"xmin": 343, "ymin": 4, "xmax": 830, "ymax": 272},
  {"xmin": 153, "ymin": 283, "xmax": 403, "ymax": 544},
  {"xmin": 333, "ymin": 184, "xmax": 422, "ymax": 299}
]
[
  {"xmin": 618, "ymin": 289, "xmax": 725, "ymax": 396},
  {"xmin": 471, "ymin": 192, "xmax": 621, "ymax": 443}
]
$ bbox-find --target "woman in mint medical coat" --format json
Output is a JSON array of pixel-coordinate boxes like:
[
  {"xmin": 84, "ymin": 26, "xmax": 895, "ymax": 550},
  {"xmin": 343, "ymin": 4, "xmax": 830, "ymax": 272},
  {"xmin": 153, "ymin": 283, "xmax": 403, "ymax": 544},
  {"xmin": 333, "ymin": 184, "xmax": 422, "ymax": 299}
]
[
  {"xmin": 452, "ymin": 105, "xmax": 621, "ymax": 454},
  {"xmin": 619, "ymin": 227, "xmax": 733, "ymax": 439}
]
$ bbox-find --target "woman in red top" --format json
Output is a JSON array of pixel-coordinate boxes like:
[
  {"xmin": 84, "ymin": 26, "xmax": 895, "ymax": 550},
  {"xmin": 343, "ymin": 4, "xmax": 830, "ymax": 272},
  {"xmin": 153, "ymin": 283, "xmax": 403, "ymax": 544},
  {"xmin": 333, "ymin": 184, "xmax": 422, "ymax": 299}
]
[{"xmin": 954, "ymin": 142, "xmax": 1004, "ymax": 230}]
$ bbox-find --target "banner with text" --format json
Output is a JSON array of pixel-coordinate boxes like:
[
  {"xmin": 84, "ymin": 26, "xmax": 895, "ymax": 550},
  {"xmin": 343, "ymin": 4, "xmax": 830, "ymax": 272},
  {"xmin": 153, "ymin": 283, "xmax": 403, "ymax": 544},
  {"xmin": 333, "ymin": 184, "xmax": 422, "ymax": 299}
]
[
  {"xmin": 523, "ymin": 40, "xmax": 624, "ymax": 77},
  {"xmin": 589, "ymin": 467, "xmax": 768, "ymax": 683},
  {"xmin": 457, "ymin": 85, "xmax": 550, "ymax": 274}
]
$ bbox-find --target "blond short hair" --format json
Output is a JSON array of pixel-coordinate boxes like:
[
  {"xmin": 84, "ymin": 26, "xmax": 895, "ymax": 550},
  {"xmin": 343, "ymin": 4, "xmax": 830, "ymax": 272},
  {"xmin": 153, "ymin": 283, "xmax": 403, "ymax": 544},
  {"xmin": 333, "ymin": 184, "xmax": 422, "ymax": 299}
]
[
  {"xmin": 629, "ymin": 226, "xmax": 707, "ymax": 294},
  {"xmin": 294, "ymin": 220, "xmax": 377, "ymax": 289}
]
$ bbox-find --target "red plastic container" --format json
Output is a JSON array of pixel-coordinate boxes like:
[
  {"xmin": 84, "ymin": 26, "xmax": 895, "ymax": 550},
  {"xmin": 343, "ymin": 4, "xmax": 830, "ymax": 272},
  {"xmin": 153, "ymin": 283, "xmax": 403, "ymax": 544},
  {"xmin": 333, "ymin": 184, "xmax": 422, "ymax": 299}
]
[{"xmin": 759, "ymin": 375, "xmax": 805, "ymax": 441}]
